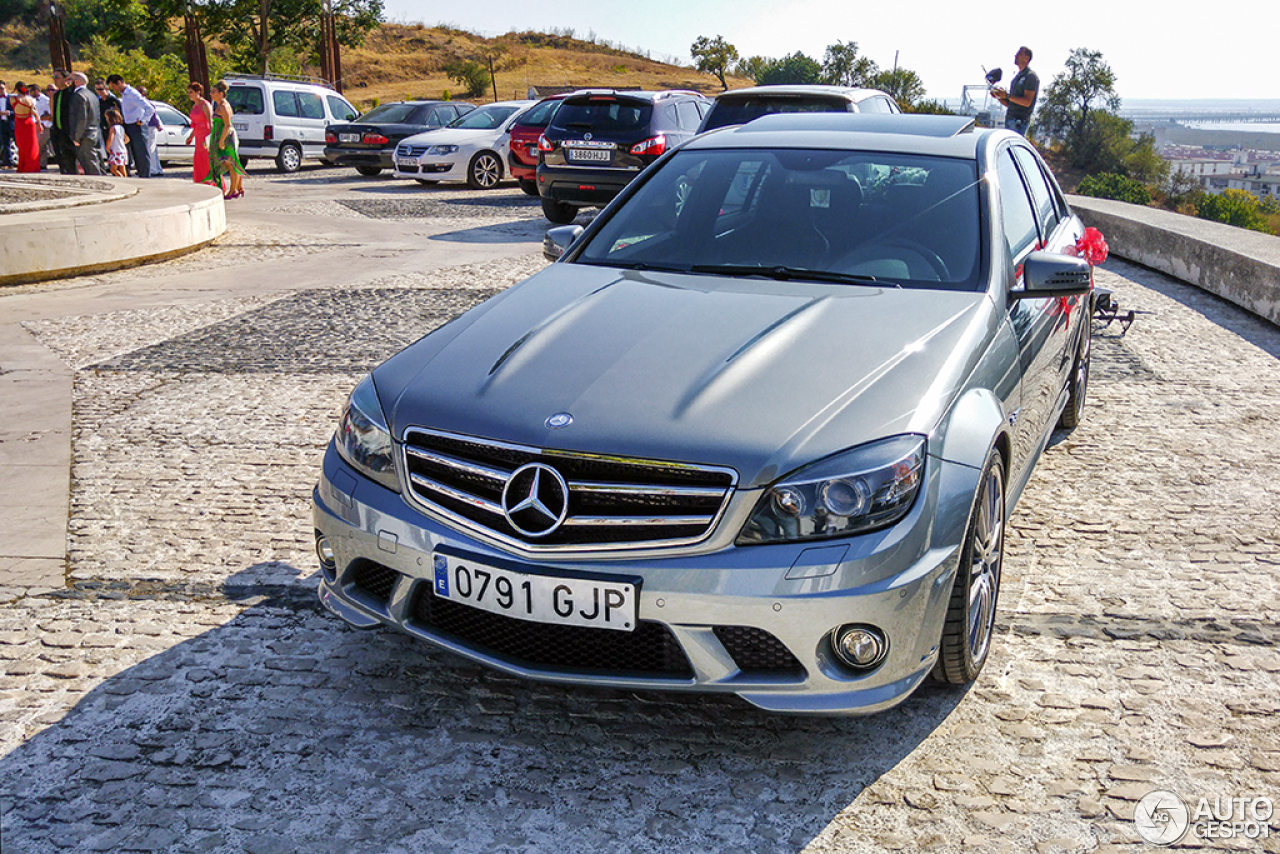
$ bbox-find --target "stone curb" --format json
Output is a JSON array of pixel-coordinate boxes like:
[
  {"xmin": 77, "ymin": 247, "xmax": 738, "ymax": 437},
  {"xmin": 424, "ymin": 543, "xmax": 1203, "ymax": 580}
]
[{"xmin": 0, "ymin": 176, "xmax": 225, "ymax": 287}]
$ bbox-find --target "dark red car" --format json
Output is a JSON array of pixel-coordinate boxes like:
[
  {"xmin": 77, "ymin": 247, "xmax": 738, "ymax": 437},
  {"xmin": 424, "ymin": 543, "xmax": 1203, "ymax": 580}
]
[{"xmin": 506, "ymin": 94, "xmax": 567, "ymax": 196}]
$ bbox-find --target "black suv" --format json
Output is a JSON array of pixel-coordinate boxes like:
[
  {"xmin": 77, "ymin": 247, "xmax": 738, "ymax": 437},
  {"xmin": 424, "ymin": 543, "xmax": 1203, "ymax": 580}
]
[
  {"xmin": 536, "ymin": 89, "xmax": 710, "ymax": 223},
  {"xmin": 325, "ymin": 100, "xmax": 475, "ymax": 176}
]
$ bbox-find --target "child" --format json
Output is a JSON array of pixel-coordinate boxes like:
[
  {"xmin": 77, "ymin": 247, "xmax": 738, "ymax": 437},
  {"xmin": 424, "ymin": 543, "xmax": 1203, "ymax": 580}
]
[{"xmin": 104, "ymin": 108, "xmax": 128, "ymax": 178}]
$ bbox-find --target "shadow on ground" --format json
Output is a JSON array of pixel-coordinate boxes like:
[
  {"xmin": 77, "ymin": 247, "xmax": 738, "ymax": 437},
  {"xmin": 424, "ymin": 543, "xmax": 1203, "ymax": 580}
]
[{"xmin": 0, "ymin": 564, "xmax": 970, "ymax": 854}]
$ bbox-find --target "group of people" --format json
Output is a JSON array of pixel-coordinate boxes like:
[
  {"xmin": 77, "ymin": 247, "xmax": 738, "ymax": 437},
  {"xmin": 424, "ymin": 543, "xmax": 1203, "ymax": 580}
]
[{"xmin": 0, "ymin": 73, "xmax": 245, "ymax": 198}]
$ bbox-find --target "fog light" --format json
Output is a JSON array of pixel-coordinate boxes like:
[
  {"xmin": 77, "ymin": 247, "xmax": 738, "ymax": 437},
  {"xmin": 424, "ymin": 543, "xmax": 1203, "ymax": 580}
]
[
  {"xmin": 832, "ymin": 625, "xmax": 888, "ymax": 670},
  {"xmin": 315, "ymin": 534, "xmax": 336, "ymax": 570}
]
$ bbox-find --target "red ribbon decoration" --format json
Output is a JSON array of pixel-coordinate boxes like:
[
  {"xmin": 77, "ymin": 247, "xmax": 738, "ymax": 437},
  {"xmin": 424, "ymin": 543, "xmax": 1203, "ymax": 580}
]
[{"xmin": 1072, "ymin": 227, "xmax": 1109, "ymax": 266}]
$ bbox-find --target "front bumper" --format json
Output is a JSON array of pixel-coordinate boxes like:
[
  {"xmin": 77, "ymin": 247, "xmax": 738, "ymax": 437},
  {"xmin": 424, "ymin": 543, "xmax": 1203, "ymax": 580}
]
[
  {"xmin": 312, "ymin": 441, "xmax": 981, "ymax": 714},
  {"xmin": 393, "ymin": 160, "xmax": 457, "ymax": 180}
]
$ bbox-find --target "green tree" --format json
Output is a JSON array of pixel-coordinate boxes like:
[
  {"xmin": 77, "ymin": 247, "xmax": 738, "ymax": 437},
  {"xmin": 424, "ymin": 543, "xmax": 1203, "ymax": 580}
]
[
  {"xmin": 1076, "ymin": 172, "xmax": 1151, "ymax": 205},
  {"xmin": 1036, "ymin": 48, "xmax": 1120, "ymax": 160},
  {"xmin": 821, "ymin": 41, "xmax": 877, "ymax": 88},
  {"xmin": 204, "ymin": 0, "xmax": 382, "ymax": 76},
  {"xmin": 757, "ymin": 51, "xmax": 822, "ymax": 86},
  {"xmin": 1196, "ymin": 189, "xmax": 1275, "ymax": 234},
  {"xmin": 871, "ymin": 67, "xmax": 926, "ymax": 109},
  {"xmin": 690, "ymin": 35, "xmax": 738, "ymax": 91},
  {"xmin": 734, "ymin": 55, "xmax": 769, "ymax": 82}
]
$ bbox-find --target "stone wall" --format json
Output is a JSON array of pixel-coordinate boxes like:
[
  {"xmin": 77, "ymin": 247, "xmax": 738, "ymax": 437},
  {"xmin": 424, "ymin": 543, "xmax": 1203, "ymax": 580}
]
[{"xmin": 1069, "ymin": 195, "xmax": 1280, "ymax": 328}]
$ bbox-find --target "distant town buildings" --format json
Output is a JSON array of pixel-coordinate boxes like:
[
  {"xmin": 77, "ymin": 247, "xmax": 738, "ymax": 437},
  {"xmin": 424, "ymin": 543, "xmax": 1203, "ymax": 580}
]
[{"xmin": 1161, "ymin": 144, "xmax": 1280, "ymax": 199}]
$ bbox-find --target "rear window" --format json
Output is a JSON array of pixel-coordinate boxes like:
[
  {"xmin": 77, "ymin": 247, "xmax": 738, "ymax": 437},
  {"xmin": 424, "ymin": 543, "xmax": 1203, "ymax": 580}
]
[
  {"xmin": 513, "ymin": 98, "xmax": 562, "ymax": 130},
  {"xmin": 358, "ymin": 103, "xmax": 421, "ymax": 123},
  {"xmin": 550, "ymin": 98, "xmax": 652, "ymax": 135},
  {"xmin": 227, "ymin": 86, "xmax": 264, "ymax": 116},
  {"xmin": 703, "ymin": 95, "xmax": 852, "ymax": 131}
]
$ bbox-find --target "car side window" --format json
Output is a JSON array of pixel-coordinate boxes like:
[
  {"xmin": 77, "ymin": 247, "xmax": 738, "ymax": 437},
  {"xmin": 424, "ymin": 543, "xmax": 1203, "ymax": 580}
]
[
  {"xmin": 423, "ymin": 107, "xmax": 443, "ymax": 126},
  {"xmin": 273, "ymin": 91, "xmax": 298, "ymax": 118},
  {"xmin": 327, "ymin": 96, "xmax": 357, "ymax": 122},
  {"xmin": 675, "ymin": 101, "xmax": 702, "ymax": 130},
  {"xmin": 297, "ymin": 92, "xmax": 324, "ymax": 120},
  {"xmin": 1011, "ymin": 146, "xmax": 1060, "ymax": 238},
  {"xmin": 997, "ymin": 149, "xmax": 1040, "ymax": 260},
  {"xmin": 228, "ymin": 87, "xmax": 264, "ymax": 116}
]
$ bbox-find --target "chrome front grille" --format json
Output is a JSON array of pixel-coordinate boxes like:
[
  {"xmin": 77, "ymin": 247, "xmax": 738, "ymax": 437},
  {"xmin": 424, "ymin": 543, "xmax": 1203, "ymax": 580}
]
[
  {"xmin": 401, "ymin": 428, "xmax": 736, "ymax": 551},
  {"xmin": 396, "ymin": 143, "xmax": 428, "ymax": 158}
]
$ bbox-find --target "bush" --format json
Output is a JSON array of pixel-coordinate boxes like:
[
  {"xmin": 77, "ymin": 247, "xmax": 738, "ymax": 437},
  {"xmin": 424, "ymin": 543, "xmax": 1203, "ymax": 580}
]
[
  {"xmin": 442, "ymin": 58, "xmax": 487, "ymax": 98},
  {"xmin": 1196, "ymin": 189, "xmax": 1275, "ymax": 235},
  {"xmin": 1076, "ymin": 172, "xmax": 1151, "ymax": 206}
]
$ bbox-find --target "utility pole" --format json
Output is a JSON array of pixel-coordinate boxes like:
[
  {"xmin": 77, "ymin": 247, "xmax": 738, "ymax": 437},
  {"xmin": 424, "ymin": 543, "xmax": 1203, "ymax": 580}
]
[{"xmin": 46, "ymin": 2, "xmax": 73, "ymax": 72}]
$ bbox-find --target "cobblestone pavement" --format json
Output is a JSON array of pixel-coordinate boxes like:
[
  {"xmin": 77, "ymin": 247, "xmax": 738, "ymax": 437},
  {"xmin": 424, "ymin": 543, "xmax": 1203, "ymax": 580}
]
[{"xmin": 1, "ymin": 170, "xmax": 1278, "ymax": 853}]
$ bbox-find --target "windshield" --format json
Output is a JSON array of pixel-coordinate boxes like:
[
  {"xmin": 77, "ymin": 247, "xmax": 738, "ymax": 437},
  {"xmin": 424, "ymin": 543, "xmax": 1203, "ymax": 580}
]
[
  {"xmin": 574, "ymin": 148, "xmax": 983, "ymax": 290},
  {"xmin": 450, "ymin": 105, "xmax": 520, "ymax": 130},
  {"xmin": 703, "ymin": 96, "xmax": 851, "ymax": 131},
  {"xmin": 358, "ymin": 103, "xmax": 421, "ymax": 123}
]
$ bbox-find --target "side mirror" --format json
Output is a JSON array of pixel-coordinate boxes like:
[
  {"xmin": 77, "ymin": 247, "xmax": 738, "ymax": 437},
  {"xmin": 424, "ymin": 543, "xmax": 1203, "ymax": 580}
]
[
  {"xmin": 543, "ymin": 225, "xmax": 584, "ymax": 261},
  {"xmin": 1012, "ymin": 251, "xmax": 1092, "ymax": 300}
]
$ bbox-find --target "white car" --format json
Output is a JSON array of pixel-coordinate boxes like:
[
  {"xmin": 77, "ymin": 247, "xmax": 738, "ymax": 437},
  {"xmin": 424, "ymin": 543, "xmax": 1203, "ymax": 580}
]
[
  {"xmin": 392, "ymin": 100, "xmax": 534, "ymax": 189},
  {"xmin": 151, "ymin": 100, "xmax": 194, "ymax": 165}
]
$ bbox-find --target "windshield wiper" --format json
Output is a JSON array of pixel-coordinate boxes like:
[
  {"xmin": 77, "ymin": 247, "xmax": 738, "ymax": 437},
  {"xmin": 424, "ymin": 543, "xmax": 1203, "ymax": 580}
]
[
  {"xmin": 688, "ymin": 264, "xmax": 891, "ymax": 287},
  {"xmin": 578, "ymin": 260, "xmax": 690, "ymax": 273}
]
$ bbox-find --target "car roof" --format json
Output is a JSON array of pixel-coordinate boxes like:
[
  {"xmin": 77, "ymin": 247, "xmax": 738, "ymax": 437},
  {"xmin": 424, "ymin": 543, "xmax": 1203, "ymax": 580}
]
[
  {"xmin": 686, "ymin": 113, "xmax": 991, "ymax": 157},
  {"xmin": 713, "ymin": 84, "xmax": 891, "ymax": 102},
  {"xmin": 562, "ymin": 89, "xmax": 708, "ymax": 102}
]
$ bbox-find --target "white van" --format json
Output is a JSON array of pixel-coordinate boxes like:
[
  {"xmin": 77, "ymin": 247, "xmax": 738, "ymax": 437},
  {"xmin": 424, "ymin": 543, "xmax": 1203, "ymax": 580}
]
[{"xmin": 224, "ymin": 74, "xmax": 359, "ymax": 172}]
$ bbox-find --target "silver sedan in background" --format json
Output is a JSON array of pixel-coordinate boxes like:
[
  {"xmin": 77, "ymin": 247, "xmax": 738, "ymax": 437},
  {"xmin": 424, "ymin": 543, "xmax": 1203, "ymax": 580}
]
[{"xmin": 313, "ymin": 113, "xmax": 1094, "ymax": 714}]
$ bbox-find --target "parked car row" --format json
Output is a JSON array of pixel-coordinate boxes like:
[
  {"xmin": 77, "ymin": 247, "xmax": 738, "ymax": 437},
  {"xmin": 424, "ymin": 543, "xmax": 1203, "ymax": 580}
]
[{"xmin": 321, "ymin": 84, "xmax": 906, "ymax": 222}]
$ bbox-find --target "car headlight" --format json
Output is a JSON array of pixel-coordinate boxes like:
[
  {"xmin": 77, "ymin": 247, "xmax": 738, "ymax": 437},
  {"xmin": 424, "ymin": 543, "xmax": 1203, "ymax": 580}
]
[
  {"xmin": 737, "ymin": 435, "xmax": 925, "ymax": 545},
  {"xmin": 425, "ymin": 144, "xmax": 458, "ymax": 156},
  {"xmin": 334, "ymin": 374, "xmax": 400, "ymax": 492}
]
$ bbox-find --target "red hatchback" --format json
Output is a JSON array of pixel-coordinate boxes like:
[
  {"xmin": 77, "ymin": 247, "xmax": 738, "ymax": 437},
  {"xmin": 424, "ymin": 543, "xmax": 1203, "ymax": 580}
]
[{"xmin": 506, "ymin": 94, "xmax": 567, "ymax": 196}]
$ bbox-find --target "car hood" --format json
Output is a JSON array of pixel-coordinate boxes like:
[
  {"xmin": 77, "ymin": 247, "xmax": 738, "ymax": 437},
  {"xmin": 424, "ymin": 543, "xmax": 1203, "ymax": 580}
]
[
  {"xmin": 375, "ymin": 265, "xmax": 994, "ymax": 488},
  {"xmin": 400, "ymin": 127, "xmax": 502, "ymax": 147}
]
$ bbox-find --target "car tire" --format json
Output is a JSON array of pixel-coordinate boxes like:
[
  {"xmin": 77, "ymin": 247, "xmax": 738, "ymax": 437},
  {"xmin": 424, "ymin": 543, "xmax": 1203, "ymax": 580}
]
[
  {"xmin": 518, "ymin": 178, "xmax": 539, "ymax": 196},
  {"xmin": 275, "ymin": 142, "xmax": 303, "ymax": 173},
  {"xmin": 466, "ymin": 151, "xmax": 502, "ymax": 190},
  {"xmin": 933, "ymin": 446, "xmax": 1005, "ymax": 685},
  {"xmin": 541, "ymin": 198, "xmax": 578, "ymax": 224},
  {"xmin": 1057, "ymin": 310, "xmax": 1091, "ymax": 430},
  {"xmin": 355, "ymin": 165, "xmax": 382, "ymax": 177}
]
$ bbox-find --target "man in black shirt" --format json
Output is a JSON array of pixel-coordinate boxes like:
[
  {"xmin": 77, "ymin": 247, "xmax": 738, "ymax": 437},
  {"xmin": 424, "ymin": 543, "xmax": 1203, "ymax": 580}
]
[{"xmin": 993, "ymin": 46, "xmax": 1038, "ymax": 136}]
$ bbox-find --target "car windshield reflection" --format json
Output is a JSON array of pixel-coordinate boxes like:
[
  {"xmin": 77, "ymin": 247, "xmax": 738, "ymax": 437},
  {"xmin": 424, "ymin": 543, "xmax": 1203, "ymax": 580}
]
[{"xmin": 575, "ymin": 148, "xmax": 984, "ymax": 290}]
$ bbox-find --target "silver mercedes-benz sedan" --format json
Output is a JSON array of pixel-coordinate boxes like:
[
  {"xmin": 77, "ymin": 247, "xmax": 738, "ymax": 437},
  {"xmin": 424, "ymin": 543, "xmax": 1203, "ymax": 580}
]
[{"xmin": 313, "ymin": 113, "xmax": 1094, "ymax": 714}]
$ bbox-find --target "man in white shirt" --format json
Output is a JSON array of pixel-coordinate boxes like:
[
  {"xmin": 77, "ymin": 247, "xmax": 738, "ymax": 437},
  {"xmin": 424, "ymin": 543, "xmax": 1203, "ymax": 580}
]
[{"xmin": 106, "ymin": 73, "xmax": 158, "ymax": 177}]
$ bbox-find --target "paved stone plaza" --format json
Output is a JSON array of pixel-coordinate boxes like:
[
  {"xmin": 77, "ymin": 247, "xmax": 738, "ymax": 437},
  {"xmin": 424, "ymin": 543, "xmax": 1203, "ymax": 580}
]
[{"xmin": 1, "ymin": 169, "xmax": 1278, "ymax": 853}]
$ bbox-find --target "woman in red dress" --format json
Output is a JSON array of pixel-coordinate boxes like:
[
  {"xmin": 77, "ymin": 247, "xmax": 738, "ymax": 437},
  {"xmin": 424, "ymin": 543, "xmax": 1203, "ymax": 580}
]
[
  {"xmin": 11, "ymin": 82, "xmax": 41, "ymax": 173},
  {"xmin": 185, "ymin": 82, "xmax": 213, "ymax": 184}
]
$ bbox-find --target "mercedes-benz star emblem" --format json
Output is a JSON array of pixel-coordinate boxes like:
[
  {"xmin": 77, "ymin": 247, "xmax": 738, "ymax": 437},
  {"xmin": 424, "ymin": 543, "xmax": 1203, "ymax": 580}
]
[
  {"xmin": 501, "ymin": 463, "xmax": 570, "ymax": 538},
  {"xmin": 545, "ymin": 412, "xmax": 573, "ymax": 430}
]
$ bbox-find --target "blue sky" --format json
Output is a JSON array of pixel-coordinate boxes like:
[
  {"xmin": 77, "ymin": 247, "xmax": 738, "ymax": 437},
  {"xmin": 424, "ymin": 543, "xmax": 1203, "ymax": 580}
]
[{"xmin": 382, "ymin": 0, "xmax": 1273, "ymax": 102}]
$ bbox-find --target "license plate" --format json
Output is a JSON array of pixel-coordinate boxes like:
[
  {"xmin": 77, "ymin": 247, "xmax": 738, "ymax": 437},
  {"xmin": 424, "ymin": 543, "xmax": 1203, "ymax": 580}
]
[
  {"xmin": 397, "ymin": 159, "xmax": 417, "ymax": 169},
  {"xmin": 433, "ymin": 554, "xmax": 638, "ymax": 632},
  {"xmin": 233, "ymin": 122, "xmax": 247, "ymax": 132},
  {"xmin": 339, "ymin": 133, "xmax": 360, "ymax": 143},
  {"xmin": 568, "ymin": 147, "xmax": 611, "ymax": 163}
]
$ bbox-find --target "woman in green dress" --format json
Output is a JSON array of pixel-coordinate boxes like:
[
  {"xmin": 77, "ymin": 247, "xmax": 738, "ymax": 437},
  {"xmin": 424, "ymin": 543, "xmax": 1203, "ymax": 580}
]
[{"xmin": 205, "ymin": 80, "xmax": 246, "ymax": 199}]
